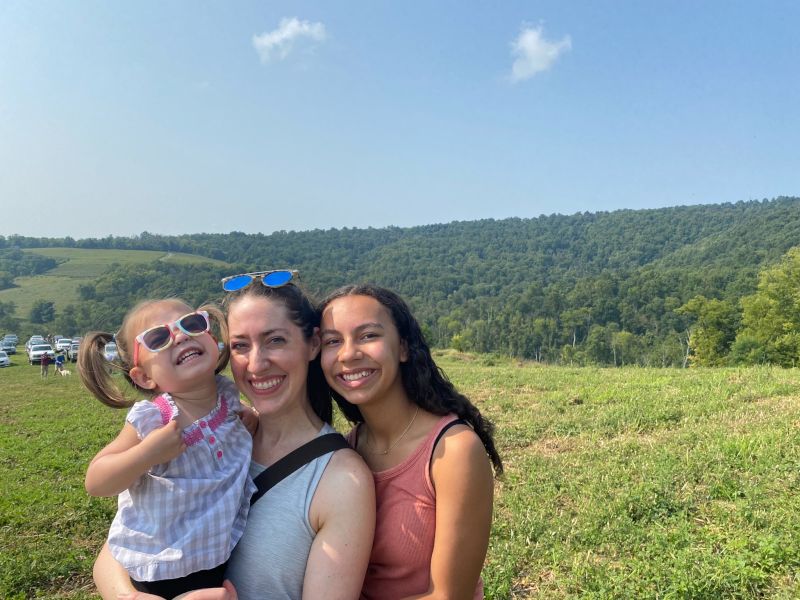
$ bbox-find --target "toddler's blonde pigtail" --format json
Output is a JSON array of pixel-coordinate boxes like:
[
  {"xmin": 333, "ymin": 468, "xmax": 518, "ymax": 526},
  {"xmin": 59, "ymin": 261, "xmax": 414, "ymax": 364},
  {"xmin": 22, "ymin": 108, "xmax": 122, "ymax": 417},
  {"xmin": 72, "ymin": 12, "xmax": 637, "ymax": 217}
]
[{"xmin": 78, "ymin": 332, "xmax": 134, "ymax": 409}]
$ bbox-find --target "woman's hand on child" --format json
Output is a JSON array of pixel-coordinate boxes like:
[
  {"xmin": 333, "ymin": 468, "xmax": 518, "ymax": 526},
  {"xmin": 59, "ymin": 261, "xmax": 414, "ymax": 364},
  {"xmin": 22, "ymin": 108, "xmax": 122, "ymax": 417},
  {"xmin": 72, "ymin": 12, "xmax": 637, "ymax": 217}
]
[
  {"xmin": 177, "ymin": 580, "xmax": 238, "ymax": 600},
  {"xmin": 239, "ymin": 406, "xmax": 259, "ymax": 437},
  {"xmin": 139, "ymin": 420, "xmax": 186, "ymax": 467},
  {"xmin": 117, "ymin": 592, "xmax": 165, "ymax": 600},
  {"xmin": 116, "ymin": 581, "xmax": 237, "ymax": 600}
]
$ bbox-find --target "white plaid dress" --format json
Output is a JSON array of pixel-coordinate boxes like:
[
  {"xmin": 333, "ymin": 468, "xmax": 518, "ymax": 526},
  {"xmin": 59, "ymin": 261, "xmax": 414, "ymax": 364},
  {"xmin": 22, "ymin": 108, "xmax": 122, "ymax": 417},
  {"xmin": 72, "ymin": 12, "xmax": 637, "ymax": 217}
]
[{"xmin": 107, "ymin": 375, "xmax": 255, "ymax": 582}]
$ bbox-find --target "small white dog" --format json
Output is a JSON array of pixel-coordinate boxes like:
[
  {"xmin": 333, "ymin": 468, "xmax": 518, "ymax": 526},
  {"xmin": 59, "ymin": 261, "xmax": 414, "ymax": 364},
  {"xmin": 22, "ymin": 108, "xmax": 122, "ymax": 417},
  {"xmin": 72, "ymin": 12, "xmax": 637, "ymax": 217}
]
[{"xmin": 59, "ymin": 369, "xmax": 71, "ymax": 377}]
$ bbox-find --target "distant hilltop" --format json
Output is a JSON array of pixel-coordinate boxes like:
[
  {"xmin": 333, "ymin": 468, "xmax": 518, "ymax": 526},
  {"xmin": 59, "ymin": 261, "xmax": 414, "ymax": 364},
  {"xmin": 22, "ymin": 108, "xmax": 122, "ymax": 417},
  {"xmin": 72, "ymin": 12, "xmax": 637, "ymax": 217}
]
[{"xmin": 2, "ymin": 196, "xmax": 800, "ymax": 367}]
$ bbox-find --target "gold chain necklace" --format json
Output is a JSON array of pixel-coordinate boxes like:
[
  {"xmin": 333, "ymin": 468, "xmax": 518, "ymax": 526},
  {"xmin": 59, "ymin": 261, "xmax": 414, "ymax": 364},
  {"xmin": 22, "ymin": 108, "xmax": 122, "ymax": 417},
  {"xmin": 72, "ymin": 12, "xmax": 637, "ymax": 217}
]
[{"xmin": 366, "ymin": 405, "xmax": 420, "ymax": 455}]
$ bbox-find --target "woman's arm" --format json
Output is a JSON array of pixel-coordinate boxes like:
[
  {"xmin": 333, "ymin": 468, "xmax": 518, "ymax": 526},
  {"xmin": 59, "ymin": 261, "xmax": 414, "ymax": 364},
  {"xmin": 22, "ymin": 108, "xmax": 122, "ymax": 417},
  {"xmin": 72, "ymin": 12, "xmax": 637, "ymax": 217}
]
[
  {"xmin": 85, "ymin": 421, "xmax": 186, "ymax": 496},
  {"xmin": 303, "ymin": 449, "xmax": 376, "ymax": 599},
  {"xmin": 409, "ymin": 426, "xmax": 495, "ymax": 600}
]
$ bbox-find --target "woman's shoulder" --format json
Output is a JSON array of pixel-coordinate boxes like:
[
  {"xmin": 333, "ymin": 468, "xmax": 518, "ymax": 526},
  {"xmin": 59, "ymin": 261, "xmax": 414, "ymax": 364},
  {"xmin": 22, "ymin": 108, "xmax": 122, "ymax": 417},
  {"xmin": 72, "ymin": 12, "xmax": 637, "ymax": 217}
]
[
  {"xmin": 310, "ymin": 435, "xmax": 375, "ymax": 530},
  {"xmin": 428, "ymin": 417, "xmax": 492, "ymax": 501},
  {"xmin": 325, "ymin": 443, "xmax": 373, "ymax": 485},
  {"xmin": 430, "ymin": 415, "xmax": 487, "ymax": 468},
  {"xmin": 317, "ymin": 437, "xmax": 374, "ymax": 504},
  {"xmin": 313, "ymin": 424, "xmax": 372, "ymax": 490}
]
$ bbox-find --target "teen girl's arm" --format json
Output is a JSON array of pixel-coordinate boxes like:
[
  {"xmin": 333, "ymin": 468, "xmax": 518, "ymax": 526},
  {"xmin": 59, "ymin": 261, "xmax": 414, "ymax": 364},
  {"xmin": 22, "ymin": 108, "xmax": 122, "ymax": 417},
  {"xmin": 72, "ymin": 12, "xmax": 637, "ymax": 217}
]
[
  {"xmin": 303, "ymin": 448, "xmax": 376, "ymax": 599},
  {"xmin": 85, "ymin": 420, "xmax": 186, "ymax": 497},
  {"xmin": 407, "ymin": 426, "xmax": 494, "ymax": 600}
]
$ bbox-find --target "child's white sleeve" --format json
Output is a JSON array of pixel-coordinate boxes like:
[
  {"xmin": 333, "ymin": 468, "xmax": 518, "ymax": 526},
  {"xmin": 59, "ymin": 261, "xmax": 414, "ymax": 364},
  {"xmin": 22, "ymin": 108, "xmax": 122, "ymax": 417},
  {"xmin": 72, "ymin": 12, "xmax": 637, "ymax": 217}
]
[{"xmin": 125, "ymin": 399, "xmax": 173, "ymax": 439}]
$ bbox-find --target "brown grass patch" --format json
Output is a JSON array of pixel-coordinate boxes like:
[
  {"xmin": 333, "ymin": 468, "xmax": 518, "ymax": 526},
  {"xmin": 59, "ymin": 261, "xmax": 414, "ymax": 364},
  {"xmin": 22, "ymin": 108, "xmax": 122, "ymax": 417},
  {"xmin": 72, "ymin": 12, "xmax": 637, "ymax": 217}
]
[
  {"xmin": 531, "ymin": 436, "xmax": 578, "ymax": 457},
  {"xmin": 511, "ymin": 569, "xmax": 557, "ymax": 598}
]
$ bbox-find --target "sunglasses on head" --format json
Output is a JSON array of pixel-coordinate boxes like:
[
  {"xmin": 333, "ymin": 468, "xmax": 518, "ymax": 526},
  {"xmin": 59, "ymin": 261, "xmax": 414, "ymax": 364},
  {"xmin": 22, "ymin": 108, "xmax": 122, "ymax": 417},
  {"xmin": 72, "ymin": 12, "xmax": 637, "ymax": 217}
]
[
  {"xmin": 133, "ymin": 311, "xmax": 211, "ymax": 367},
  {"xmin": 221, "ymin": 269, "xmax": 298, "ymax": 292}
]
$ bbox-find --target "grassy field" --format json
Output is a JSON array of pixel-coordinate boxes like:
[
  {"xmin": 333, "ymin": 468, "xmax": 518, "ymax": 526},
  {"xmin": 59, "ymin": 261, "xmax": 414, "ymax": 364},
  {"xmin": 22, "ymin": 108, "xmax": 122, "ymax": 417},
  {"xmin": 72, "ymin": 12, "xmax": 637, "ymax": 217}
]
[
  {"xmin": 2, "ymin": 352, "xmax": 800, "ymax": 599},
  {"xmin": 0, "ymin": 248, "xmax": 230, "ymax": 316}
]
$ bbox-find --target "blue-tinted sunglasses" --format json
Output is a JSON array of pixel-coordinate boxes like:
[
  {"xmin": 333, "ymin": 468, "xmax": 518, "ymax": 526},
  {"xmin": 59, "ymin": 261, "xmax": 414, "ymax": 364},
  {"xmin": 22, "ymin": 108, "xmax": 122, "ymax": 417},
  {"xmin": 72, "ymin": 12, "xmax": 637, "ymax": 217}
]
[{"xmin": 221, "ymin": 269, "xmax": 298, "ymax": 292}]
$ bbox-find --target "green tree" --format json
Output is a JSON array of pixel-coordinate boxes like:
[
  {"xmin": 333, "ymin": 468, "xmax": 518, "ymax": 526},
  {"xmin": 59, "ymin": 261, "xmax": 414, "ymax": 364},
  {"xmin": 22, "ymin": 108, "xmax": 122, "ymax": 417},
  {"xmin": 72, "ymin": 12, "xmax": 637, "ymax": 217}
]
[
  {"xmin": 560, "ymin": 307, "xmax": 592, "ymax": 348},
  {"xmin": 732, "ymin": 247, "xmax": 800, "ymax": 366},
  {"xmin": 612, "ymin": 329, "xmax": 639, "ymax": 366},
  {"xmin": 29, "ymin": 300, "xmax": 55, "ymax": 324},
  {"xmin": 53, "ymin": 305, "xmax": 79, "ymax": 338},
  {"xmin": 584, "ymin": 324, "xmax": 615, "ymax": 365},
  {"xmin": 677, "ymin": 296, "xmax": 739, "ymax": 366},
  {"xmin": 0, "ymin": 300, "xmax": 18, "ymax": 332}
]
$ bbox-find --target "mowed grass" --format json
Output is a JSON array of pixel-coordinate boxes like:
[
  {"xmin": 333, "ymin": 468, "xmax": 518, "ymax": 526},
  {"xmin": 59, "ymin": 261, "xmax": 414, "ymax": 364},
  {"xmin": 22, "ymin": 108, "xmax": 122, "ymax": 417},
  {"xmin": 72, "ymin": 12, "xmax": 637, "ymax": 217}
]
[
  {"xmin": 2, "ymin": 353, "xmax": 800, "ymax": 598},
  {"xmin": 0, "ymin": 248, "xmax": 230, "ymax": 315},
  {"xmin": 441, "ymin": 353, "xmax": 800, "ymax": 599}
]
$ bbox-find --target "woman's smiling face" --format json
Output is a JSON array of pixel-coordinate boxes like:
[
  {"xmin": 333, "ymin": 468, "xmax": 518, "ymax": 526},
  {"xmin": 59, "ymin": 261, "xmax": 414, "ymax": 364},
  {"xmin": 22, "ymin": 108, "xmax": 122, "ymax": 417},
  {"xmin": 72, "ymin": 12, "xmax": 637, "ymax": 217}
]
[
  {"xmin": 320, "ymin": 294, "xmax": 408, "ymax": 408},
  {"xmin": 227, "ymin": 295, "xmax": 319, "ymax": 415}
]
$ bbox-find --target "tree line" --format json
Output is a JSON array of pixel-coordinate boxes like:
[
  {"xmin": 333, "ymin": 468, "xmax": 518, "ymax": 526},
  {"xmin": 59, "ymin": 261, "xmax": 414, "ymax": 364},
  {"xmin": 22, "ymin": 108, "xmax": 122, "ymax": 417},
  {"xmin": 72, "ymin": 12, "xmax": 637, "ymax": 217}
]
[
  {"xmin": 0, "ymin": 248, "xmax": 58, "ymax": 290},
  {"xmin": 3, "ymin": 196, "xmax": 800, "ymax": 366}
]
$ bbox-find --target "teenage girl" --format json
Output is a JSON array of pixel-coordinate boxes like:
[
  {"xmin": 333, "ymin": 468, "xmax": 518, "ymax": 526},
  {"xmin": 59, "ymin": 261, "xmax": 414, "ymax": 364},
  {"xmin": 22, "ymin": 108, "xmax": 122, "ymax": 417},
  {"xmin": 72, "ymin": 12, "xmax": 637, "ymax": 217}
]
[
  {"xmin": 318, "ymin": 284, "xmax": 503, "ymax": 599},
  {"xmin": 78, "ymin": 298, "xmax": 255, "ymax": 599}
]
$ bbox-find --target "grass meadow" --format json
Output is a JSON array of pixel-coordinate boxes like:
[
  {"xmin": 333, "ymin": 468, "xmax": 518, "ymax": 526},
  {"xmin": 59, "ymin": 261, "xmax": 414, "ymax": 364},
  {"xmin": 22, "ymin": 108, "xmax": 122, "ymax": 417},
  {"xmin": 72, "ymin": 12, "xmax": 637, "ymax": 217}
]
[
  {"xmin": 2, "ymin": 351, "xmax": 800, "ymax": 598},
  {"xmin": 0, "ymin": 249, "xmax": 230, "ymax": 315}
]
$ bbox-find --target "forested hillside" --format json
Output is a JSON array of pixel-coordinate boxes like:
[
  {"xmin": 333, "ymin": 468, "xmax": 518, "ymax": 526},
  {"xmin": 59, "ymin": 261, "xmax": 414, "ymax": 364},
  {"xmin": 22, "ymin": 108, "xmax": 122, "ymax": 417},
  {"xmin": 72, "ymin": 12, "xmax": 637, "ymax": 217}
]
[{"xmin": 3, "ymin": 196, "xmax": 800, "ymax": 366}]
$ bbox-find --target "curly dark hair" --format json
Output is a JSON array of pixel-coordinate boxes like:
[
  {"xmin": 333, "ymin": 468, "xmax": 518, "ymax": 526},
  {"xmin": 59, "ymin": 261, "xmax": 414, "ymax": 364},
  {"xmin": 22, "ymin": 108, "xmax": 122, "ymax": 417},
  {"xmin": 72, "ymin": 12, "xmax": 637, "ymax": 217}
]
[
  {"xmin": 223, "ymin": 281, "xmax": 332, "ymax": 424},
  {"xmin": 318, "ymin": 284, "xmax": 503, "ymax": 475}
]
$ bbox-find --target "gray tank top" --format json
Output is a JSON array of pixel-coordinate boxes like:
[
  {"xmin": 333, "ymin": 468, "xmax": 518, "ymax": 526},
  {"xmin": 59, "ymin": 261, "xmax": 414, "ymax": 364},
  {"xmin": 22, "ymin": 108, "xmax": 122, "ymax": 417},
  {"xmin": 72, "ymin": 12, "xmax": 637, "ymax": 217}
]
[{"xmin": 225, "ymin": 423, "xmax": 337, "ymax": 600}]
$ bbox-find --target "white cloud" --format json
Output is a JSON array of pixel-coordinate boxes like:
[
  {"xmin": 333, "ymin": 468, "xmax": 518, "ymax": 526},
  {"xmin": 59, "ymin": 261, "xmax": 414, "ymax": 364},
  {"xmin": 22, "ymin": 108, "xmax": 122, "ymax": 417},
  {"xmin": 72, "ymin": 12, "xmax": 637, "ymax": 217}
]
[
  {"xmin": 253, "ymin": 17, "xmax": 327, "ymax": 63},
  {"xmin": 510, "ymin": 24, "xmax": 571, "ymax": 82}
]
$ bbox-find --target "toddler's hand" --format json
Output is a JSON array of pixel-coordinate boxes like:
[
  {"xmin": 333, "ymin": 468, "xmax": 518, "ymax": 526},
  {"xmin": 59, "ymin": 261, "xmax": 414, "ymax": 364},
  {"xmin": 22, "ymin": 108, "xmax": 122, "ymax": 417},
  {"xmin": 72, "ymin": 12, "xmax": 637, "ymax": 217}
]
[{"xmin": 139, "ymin": 420, "xmax": 186, "ymax": 467}]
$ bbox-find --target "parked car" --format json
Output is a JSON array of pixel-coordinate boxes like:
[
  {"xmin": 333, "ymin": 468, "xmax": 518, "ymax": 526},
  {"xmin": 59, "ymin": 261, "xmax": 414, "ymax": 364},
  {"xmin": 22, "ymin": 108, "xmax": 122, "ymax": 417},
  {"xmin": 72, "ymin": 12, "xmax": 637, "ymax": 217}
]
[
  {"xmin": 67, "ymin": 343, "xmax": 81, "ymax": 362},
  {"xmin": 55, "ymin": 338, "xmax": 73, "ymax": 352},
  {"xmin": 28, "ymin": 344, "xmax": 55, "ymax": 364},
  {"xmin": 1, "ymin": 340, "xmax": 16, "ymax": 354},
  {"xmin": 3, "ymin": 334, "xmax": 18, "ymax": 344},
  {"xmin": 0, "ymin": 350, "xmax": 10, "ymax": 367},
  {"xmin": 26, "ymin": 336, "xmax": 45, "ymax": 351},
  {"xmin": 103, "ymin": 342, "xmax": 119, "ymax": 363}
]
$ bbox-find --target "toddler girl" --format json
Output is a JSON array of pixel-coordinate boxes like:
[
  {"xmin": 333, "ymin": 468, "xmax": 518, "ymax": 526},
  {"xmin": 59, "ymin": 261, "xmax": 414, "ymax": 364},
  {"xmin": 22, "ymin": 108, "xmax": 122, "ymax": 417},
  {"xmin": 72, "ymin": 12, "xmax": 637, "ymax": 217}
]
[{"xmin": 79, "ymin": 298, "xmax": 255, "ymax": 599}]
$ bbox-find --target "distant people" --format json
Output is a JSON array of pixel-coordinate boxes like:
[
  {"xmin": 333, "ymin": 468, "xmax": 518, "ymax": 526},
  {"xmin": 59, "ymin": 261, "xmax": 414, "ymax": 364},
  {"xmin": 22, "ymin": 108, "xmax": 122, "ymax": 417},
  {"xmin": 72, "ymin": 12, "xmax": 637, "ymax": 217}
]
[
  {"xmin": 78, "ymin": 298, "xmax": 255, "ymax": 598},
  {"xmin": 318, "ymin": 284, "xmax": 503, "ymax": 599},
  {"xmin": 40, "ymin": 352, "xmax": 51, "ymax": 378},
  {"xmin": 54, "ymin": 353, "xmax": 66, "ymax": 374}
]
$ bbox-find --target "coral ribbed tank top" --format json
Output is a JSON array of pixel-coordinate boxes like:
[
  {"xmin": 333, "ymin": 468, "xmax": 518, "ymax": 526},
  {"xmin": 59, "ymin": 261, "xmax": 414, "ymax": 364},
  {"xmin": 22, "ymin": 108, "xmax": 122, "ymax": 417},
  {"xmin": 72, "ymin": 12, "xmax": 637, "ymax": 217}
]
[{"xmin": 348, "ymin": 414, "xmax": 484, "ymax": 600}]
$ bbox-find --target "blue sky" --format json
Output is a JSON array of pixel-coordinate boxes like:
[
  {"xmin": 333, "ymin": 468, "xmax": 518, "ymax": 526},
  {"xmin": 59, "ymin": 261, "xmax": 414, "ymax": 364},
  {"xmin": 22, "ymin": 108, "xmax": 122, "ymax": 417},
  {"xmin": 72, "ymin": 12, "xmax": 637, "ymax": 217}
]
[{"xmin": 1, "ymin": 1, "xmax": 798, "ymax": 239}]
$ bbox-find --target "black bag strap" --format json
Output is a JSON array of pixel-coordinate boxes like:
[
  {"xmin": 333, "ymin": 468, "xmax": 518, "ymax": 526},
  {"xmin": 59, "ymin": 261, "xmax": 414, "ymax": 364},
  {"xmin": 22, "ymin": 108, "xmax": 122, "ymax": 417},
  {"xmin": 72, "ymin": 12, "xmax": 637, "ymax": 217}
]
[{"xmin": 250, "ymin": 433, "xmax": 349, "ymax": 506}]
